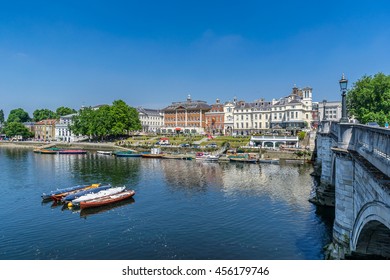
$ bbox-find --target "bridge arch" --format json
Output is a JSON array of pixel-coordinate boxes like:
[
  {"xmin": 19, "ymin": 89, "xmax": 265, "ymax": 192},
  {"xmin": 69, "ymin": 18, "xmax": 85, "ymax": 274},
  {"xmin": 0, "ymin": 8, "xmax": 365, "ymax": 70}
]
[{"xmin": 351, "ymin": 201, "xmax": 390, "ymax": 258}]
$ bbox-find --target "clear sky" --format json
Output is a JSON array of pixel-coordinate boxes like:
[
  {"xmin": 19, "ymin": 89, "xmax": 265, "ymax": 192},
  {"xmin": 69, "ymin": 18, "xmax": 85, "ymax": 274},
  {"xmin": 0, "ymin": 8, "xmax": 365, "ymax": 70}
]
[{"xmin": 1, "ymin": 0, "xmax": 389, "ymax": 118}]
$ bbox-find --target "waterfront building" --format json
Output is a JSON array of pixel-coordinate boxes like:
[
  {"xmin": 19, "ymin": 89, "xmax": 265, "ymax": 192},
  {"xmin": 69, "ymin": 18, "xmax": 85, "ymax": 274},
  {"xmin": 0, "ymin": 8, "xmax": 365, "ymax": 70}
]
[
  {"xmin": 232, "ymin": 98, "xmax": 272, "ymax": 136},
  {"xmin": 318, "ymin": 100, "xmax": 342, "ymax": 122},
  {"xmin": 270, "ymin": 86, "xmax": 313, "ymax": 131},
  {"xmin": 161, "ymin": 95, "xmax": 211, "ymax": 134},
  {"xmin": 55, "ymin": 113, "xmax": 84, "ymax": 142},
  {"xmin": 223, "ymin": 100, "xmax": 236, "ymax": 135},
  {"xmin": 205, "ymin": 99, "xmax": 224, "ymax": 135},
  {"xmin": 34, "ymin": 119, "xmax": 57, "ymax": 141},
  {"xmin": 23, "ymin": 122, "xmax": 35, "ymax": 135},
  {"xmin": 136, "ymin": 107, "xmax": 164, "ymax": 134}
]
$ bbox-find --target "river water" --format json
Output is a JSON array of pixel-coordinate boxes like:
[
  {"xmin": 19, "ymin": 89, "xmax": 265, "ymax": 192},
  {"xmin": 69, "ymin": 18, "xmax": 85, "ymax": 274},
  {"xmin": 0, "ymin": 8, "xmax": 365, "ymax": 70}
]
[{"xmin": 0, "ymin": 147, "xmax": 334, "ymax": 260}]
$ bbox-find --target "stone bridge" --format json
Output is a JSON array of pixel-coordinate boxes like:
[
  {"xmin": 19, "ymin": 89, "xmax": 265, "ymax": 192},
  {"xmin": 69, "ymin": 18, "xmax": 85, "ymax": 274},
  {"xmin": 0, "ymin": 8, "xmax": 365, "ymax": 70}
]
[{"xmin": 314, "ymin": 121, "xmax": 390, "ymax": 259}]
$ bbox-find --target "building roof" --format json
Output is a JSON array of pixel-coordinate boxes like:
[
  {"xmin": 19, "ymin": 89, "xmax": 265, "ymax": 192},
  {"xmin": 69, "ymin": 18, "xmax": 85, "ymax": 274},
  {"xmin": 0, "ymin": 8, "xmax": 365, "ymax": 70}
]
[
  {"xmin": 162, "ymin": 99, "xmax": 211, "ymax": 111},
  {"xmin": 234, "ymin": 100, "xmax": 272, "ymax": 111},
  {"xmin": 35, "ymin": 119, "xmax": 57, "ymax": 125},
  {"xmin": 137, "ymin": 107, "xmax": 162, "ymax": 116}
]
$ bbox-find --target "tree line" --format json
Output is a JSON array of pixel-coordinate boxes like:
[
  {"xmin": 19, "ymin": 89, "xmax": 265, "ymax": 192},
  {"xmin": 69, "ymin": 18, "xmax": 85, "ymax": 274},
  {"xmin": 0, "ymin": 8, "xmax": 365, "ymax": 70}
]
[
  {"xmin": 0, "ymin": 100, "xmax": 141, "ymax": 139},
  {"xmin": 347, "ymin": 72, "xmax": 390, "ymax": 126}
]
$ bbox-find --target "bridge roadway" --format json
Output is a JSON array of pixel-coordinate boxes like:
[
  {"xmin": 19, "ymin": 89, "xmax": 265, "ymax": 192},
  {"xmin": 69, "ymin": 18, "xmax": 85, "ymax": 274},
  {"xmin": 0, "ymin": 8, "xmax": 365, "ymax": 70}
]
[{"xmin": 314, "ymin": 121, "xmax": 390, "ymax": 259}]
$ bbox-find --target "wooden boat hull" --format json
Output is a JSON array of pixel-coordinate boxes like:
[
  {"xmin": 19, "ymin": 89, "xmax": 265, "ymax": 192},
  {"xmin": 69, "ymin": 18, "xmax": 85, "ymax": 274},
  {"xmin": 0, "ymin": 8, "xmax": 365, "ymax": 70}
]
[
  {"xmin": 42, "ymin": 184, "xmax": 89, "ymax": 201},
  {"xmin": 50, "ymin": 183, "xmax": 101, "ymax": 201},
  {"xmin": 141, "ymin": 154, "xmax": 163, "ymax": 158},
  {"xmin": 62, "ymin": 184, "xmax": 111, "ymax": 202},
  {"xmin": 161, "ymin": 154, "xmax": 193, "ymax": 160},
  {"xmin": 116, "ymin": 154, "xmax": 142, "ymax": 157},
  {"xmin": 34, "ymin": 149, "xmax": 57, "ymax": 154},
  {"xmin": 80, "ymin": 190, "xmax": 136, "ymax": 209},
  {"xmin": 70, "ymin": 186, "xmax": 126, "ymax": 205},
  {"xmin": 229, "ymin": 158, "xmax": 257, "ymax": 163},
  {"xmin": 59, "ymin": 150, "xmax": 87, "ymax": 154}
]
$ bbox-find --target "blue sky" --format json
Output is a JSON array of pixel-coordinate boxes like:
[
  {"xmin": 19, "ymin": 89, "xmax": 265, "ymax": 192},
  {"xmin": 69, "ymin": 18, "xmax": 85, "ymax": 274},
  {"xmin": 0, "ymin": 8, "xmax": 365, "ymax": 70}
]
[{"xmin": 1, "ymin": 0, "xmax": 389, "ymax": 117}]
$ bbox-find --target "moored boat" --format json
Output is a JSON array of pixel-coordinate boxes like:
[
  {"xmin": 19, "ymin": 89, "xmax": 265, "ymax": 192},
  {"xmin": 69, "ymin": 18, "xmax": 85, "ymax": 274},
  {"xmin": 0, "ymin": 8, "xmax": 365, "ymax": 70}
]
[
  {"xmin": 228, "ymin": 153, "xmax": 258, "ymax": 163},
  {"xmin": 204, "ymin": 155, "xmax": 220, "ymax": 162},
  {"xmin": 79, "ymin": 189, "xmax": 136, "ymax": 209},
  {"xmin": 34, "ymin": 148, "xmax": 57, "ymax": 154},
  {"xmin": 79, "ymin": 197, "xmax": 135, "ymax": 218},
  {"xmin": 42, "ymin": 184, "xmax": 90, "ymax": 201},
  {"xmin": 142, "ymin": 148, "xmax": 163, "ymax": 158},
  {"xmin": 97, "ymin": 150, "xmax": 113, "ymax": 155},
  {"xmin": 58, "ymin": 149, "xmax": 87, "ymax": 154},
  {"xmin": 115, "ymin": 151, "xmax": 143, "ymax": 157},
  {"xmin": 69, "ymin": 186, "xmax": 126, "ymax": 206},
  {"xmin": 61, "ymin": 184, "xmax": 111, "ymax": 202},
  {"xmin": 50, "ymin": 183, "xmax": 101, "ymax": 201},
  {"xmin": 229, "ymin": 157, "xmax": 258, "ymax": 163},
  {"xmin": 161, "ymin": 153, "xmax": 193, "ymax": 160}
]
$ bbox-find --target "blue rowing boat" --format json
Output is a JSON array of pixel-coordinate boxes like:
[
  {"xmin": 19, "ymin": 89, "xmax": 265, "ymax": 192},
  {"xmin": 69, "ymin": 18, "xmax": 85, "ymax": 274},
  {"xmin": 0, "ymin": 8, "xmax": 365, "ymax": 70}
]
[
  {"xmin": 62, "ymin": 185, "xmax": 112, "ymax": 202},
  {"xmin": 41, "ymin": 184, "xmax": 90, "ymax": 201}
]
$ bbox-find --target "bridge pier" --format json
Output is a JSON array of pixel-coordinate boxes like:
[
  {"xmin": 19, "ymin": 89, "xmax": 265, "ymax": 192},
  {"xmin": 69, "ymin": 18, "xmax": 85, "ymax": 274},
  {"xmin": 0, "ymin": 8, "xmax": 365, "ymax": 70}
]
[
  {"xmin": 316, "ymin": 121, "xmax": 390, "ymax": 259},
  {"xmin": 328, "ymin": 148, "xmax": 354, "ymax": 258}
]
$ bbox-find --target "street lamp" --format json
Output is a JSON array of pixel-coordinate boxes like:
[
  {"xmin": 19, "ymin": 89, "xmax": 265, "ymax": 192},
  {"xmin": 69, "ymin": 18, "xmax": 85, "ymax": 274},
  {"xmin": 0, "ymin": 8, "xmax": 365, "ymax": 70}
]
[
  {"xmin": 339, "ymin": 73, "xmax": 348, "ymax": 123},
  {"xmin": 322, "ymin": 99, "xmax": 327, "ymax": 121}
]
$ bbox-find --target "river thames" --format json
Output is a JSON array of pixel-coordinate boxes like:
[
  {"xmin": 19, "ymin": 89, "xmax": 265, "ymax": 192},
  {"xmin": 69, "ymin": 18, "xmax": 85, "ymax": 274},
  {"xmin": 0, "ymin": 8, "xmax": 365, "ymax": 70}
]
[{"xmin": 0, "ymin": 147, "xmax": 334, "ymax": 260}]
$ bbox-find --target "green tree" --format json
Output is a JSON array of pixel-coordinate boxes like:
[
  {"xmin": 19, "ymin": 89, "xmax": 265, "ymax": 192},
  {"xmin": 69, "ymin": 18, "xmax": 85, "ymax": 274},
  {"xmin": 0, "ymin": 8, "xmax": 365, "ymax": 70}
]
[
  {"xmin": 56, "ymin": 106, "xmax": 77, "ymax": 116},
  {"xmin": 110, "ymin": 100, "xmax": 141, "ymax": 135},
  {"xmin": 3, "ymin": 122, "xmax": 32, "ymax": 138},
  {"xmin": 0, "ymin": 109, "xmax": 4, "ymax": 124},
  {"xmin": 7, "ymin": 108, "xmax": 31, "ymax": 123},
  {"xmin": 33, "ymin": 109, "xmax": 58, "ymax": 122},
  {"xmin": 69, "ymin": 100, "xmax": 141, "ymax": 139},
  {"xmin": 95, "ymin": 105, "xmax": 113, "ymax": 140},
  {"xmin": 70, "ymin": 107, "xmax": 96, "ymax": 138},
  {"xmin": 347, "ymin": 72, "xmax": 390, "ymax": 126}
]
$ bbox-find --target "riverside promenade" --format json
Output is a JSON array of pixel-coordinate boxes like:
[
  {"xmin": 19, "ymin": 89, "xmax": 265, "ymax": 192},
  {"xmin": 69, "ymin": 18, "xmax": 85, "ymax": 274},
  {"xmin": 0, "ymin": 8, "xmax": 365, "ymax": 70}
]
[{"xmin": 0, "ymin": 140, "xmax": 128, "ymax": 151}]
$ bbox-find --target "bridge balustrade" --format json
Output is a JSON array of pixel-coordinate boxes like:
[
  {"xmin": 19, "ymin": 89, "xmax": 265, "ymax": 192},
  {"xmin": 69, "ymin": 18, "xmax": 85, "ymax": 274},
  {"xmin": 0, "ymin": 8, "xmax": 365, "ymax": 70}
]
[{"xmin": 350, "ymin": 125, "xmax": 390, "ymax": 178}]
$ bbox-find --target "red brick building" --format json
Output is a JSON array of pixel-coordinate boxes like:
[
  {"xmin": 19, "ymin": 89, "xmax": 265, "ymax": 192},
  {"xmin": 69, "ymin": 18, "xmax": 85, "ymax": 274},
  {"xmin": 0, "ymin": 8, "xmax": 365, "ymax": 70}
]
[
  {"xmin": 205, "ymin": 99, "xmax": 225, "ymax": 135},
  {"xmin": 161, "ymin": 95, "xmax": 211, "ymax": 134}
]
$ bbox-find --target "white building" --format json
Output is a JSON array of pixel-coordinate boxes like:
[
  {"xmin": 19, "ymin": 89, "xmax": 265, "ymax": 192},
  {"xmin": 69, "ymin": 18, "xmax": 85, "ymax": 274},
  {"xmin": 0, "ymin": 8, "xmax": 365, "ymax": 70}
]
[
  {"xmin": 55, "ymin": 113, "xmax": 87, "ymax": 142},
  {"xmin": 270, "ymin": 86, "xmax": 313, "ymax": 131},
  {"xmin": 232, "ymin": 99, "xmax": 272, "ymax": 136},
  {"xmin": 223, "ymin": 100, "xmax": 236, "ymax": 135},
  {"xmin": 318, "ymin": 100, "xmax": 342, "ymax": 122},
  {"xmin": 137, "ymin": 107, "xmax": 164, "ymax": 133}
]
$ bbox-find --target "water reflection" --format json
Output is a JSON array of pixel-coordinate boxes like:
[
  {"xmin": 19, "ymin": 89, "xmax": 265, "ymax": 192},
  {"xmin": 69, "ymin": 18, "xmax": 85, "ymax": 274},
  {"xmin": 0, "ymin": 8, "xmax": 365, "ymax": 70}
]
[
  {"xmin": 79, "ymin": 198, "xmax": 135, "ymax": 219},
  {"xmin": 31, "ymin": 152, "xmax": 141, "ymax": 186},
  {"xmin": 158, "ymin": 159, "xmax": 314, "ymax": 209}
]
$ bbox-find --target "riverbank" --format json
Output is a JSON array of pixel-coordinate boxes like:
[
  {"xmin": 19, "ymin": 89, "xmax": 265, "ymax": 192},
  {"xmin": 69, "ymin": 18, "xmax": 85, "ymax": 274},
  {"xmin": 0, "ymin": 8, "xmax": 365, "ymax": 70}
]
[
  {"xmin": 0, "ymin": 140, "xmax": 312, "ymax": 161},
  {"xmin": 0, "ymin": 141, "xmax": 125, "ymax": 151}
]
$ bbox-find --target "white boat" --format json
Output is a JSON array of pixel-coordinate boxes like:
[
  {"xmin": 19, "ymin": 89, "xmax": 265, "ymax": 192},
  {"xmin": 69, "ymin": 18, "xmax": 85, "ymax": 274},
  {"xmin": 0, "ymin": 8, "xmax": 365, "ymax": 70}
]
[
  {"xmin": 69, "ymin": 186, "xmax": 126, "ymax": 206},
  {"xmin": 97, "ymin": 151, "xmax": 113, "ymax": 155},
  {"xmin": 204, "ymin": 155, "xmax": 220, "ymax": 162}
]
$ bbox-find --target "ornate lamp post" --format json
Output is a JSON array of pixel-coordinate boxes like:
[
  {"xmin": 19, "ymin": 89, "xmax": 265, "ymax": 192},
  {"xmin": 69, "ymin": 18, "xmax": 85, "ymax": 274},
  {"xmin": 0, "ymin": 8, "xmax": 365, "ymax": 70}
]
[
  {"xmin": 339, "ymin": 74, "xmax": 348, "ymax": 123},
  {"xmin": 322, "ymin": 99, "xmax": 327, "ymax": 121}
]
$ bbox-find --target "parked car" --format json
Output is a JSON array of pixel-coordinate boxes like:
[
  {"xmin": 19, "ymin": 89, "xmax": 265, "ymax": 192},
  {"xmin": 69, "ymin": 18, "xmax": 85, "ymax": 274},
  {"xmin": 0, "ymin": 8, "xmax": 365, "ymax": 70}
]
[
  {"xmin": 205, "ymin": 143, "xmax": 218, "ymax": 148},
  {"xmin": 180, "ymin": 143, "xmax": 190, "ymax": 147},
  {"xmin": 366, "ymin": 122, "xmax": 380, "ymax": 127}
]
